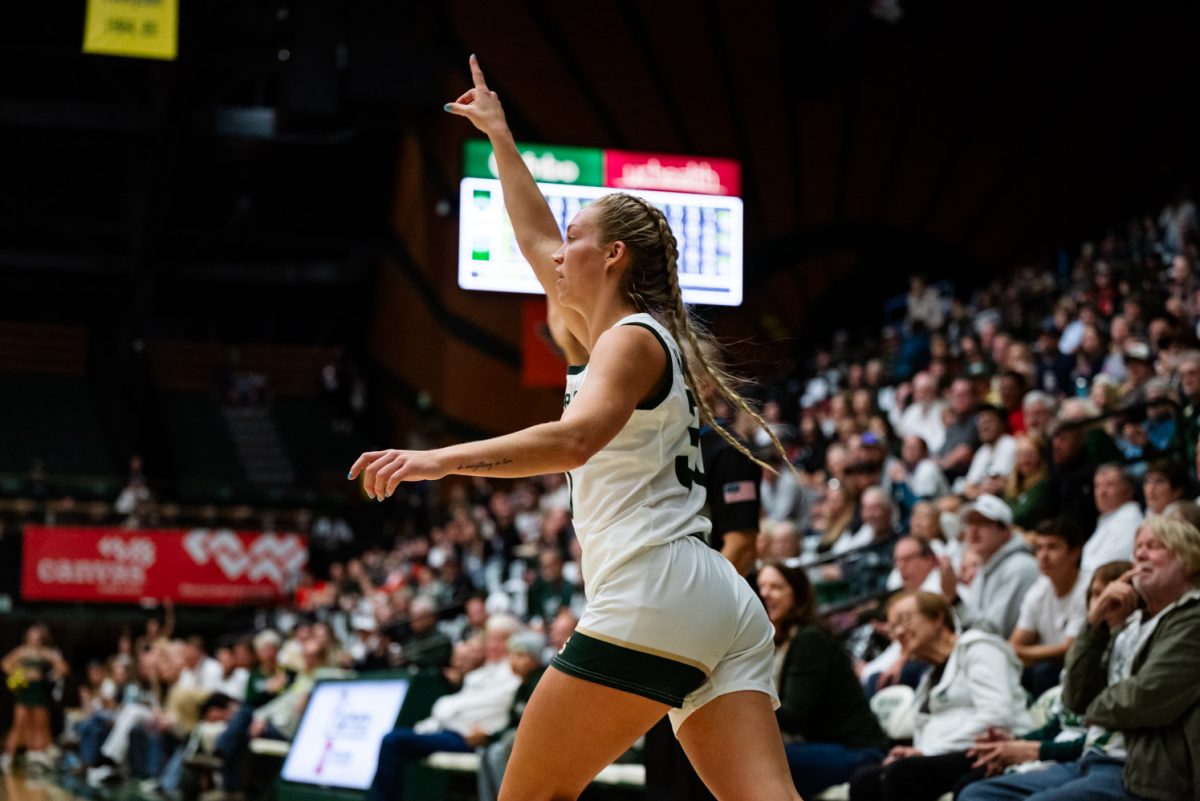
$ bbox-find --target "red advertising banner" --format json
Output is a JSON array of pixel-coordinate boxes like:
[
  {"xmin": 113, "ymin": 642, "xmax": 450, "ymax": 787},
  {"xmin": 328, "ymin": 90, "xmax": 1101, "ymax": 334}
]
[
  {"xmin": 604, "ymin": 150, "xmax": 741, "ymax": 197},
  {"xmin": 21, "ymin": 526, "xmax": 307, "ymax": 605},
  {"xmin": 521, "ymin": 299, "xmax": 569, "ymax": 389}
]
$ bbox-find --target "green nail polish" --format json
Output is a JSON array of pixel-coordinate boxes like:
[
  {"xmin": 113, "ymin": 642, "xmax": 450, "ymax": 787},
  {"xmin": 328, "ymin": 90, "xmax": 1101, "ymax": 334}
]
[{"xmin": 443, "ymin": 103, "xmax": 453, "ymax": 112}]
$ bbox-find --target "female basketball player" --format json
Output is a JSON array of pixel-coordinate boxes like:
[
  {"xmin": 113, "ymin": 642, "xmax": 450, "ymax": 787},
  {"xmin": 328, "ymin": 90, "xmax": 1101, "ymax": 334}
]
[{"xmin": 349, "ymin": 56, "xmax": 801, "ymax": 801}]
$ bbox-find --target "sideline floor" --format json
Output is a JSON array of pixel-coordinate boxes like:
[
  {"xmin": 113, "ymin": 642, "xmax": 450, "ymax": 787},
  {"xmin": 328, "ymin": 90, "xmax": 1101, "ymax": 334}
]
[
  {"xmin": 1, "ymin": 773, "xmax": 85, "ymax": 801},
  {"xmin": 0, "ymin": 772, "xmax": 153, "ymax": 801}
]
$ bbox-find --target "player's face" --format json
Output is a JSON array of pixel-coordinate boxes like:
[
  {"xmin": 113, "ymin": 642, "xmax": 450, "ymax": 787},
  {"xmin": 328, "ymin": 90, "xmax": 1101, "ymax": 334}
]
[{"xmin": 552, "ymin": 206, "xmax": 609, "ymax": 309}]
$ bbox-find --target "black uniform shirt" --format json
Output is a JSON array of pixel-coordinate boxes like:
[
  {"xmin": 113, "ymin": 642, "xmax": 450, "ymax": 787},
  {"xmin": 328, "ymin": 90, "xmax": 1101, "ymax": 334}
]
[{"xmin": 699, "ymin": 422, "xmax": 761, "ymax": 552}]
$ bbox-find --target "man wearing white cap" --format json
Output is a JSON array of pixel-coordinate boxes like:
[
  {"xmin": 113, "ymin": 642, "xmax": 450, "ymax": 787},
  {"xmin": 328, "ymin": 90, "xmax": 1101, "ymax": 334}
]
[{"xmin": 941, "ymin": 495, "xmax": 1039, "ymax": 638}]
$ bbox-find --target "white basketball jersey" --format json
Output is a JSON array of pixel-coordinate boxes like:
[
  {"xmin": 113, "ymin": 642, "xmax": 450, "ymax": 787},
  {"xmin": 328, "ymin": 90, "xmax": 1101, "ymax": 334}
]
[{"xmin": 563, "ymin": 312, "xmax": 711, "ymax": 593}]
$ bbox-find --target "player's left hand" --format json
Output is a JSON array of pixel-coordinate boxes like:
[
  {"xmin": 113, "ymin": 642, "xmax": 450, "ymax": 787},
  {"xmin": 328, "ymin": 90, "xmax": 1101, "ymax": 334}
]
[{"xmin": 348, "ymin": 449, "xmax": 445, "ymax": 499}]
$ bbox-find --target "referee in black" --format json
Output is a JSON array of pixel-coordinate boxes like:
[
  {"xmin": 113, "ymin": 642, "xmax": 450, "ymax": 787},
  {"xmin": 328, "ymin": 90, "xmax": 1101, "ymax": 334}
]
[{"xmin": 644, "ymin": 342, "xmax": 765, "ymax": 801}]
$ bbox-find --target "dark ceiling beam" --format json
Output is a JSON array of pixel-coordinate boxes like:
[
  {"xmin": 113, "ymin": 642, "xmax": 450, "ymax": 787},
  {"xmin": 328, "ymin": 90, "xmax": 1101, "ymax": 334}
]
[
  {"xmin": 383, "ymin": 234, "xmax": 520, "ymax": 369},
  {"xmin": 90, "ymin": 56, "xmax": 157, "ymax": 112},
  {"xmin": 525, "ymin": 0, "xmax": 627, "ymax": 148},
  {"xmin": 0, "ymin": 250, "xmax": 125, "ymax": 274},
  {"xmin": 750, "ymin": 219, "xmax": 983, "ymax": 275},
  {"xmin": 1003, "ymin": 120, "xmax": 1160, "ymax": 265},
  {"xmin": 776, "ymin": 0, "xmax": 807, "ymax": 225},
  {"xmin": 0, "ymin": 98, "xmax": 151, "ymax": 134},
  {"xmin": 832, "ymin": 56, "xmax": 863, "ymax": 224},
  {"xmin": 954, "ymin": 64, "xmax": 1101, "ymax": 257},
  {"xmin": 914, "ymin": 53, "xmax": 1002, "ymax": 231},
  {"xmin": 821, "ymin": 4, "xmax": 869, "ymax": 224},
  {"xmin": 955, "ymin": 121, "xmax": 1050, "ymax": 253},
  {"xmin": 0, "ymin": 96, "xmax": 369, "ymax": 146},
  {"xmin": 873, "ymin": 31, "xmax": 930, "ymax": 224},
  {"xmin": 615, "ymin": 0, "xmax": 692, "ymax": 152},
  {"xmin": 700, "ymin": 0, "xmax": 761, "ymax": 215},
  {"xmin": 411, "ymin": 125, "xmax": 458, "ymax": 205},
  {"xmin": 1002, "ymin": 164, "xmax": 1111, "ymax": 266},
  {"xmin": 174, "ymin": 257, "xmax": 371, "ymax": 285}
]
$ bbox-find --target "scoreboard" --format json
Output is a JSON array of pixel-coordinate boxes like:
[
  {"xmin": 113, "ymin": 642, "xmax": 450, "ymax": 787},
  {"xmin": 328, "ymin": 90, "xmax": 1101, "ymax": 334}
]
[{"xmin": 457, "ymin": 140, "xmax": 744, "ymax": 307}]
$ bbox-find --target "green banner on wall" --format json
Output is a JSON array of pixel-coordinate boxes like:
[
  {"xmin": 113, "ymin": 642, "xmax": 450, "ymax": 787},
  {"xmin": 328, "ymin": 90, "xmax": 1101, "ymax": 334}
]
[{"xmin": 463, "ymin": 140, "xmax": 604, "ymax": 186}]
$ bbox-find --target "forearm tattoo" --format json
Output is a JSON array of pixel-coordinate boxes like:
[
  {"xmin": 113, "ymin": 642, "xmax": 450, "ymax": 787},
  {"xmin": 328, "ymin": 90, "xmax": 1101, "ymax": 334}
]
[{"xmin": 456, "ymin": 457, "xmax": 514, "ymax": 472}]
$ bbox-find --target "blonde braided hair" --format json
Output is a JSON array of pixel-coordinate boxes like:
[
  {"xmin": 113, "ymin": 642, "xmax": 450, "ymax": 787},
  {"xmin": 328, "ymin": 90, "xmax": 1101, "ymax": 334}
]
[{"xmin": 592, "ymin": 193, "xmax": 793, "ymax": 475}]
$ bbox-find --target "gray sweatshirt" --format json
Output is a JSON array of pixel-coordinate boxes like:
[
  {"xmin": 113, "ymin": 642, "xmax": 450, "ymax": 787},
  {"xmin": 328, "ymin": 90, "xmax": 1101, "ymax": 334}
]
[{"xmin": 954, "ymin": 532, "xmax": 1039, "ymax": 638}]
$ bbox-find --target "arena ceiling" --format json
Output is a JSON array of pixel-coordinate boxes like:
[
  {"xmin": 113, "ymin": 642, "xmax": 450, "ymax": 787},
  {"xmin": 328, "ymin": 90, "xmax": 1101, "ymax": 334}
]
[
  {"xmin": 445, "ymin": 1, "xmax": 1200, "ymax": 338},
  {"xmin": 2, "ymin": 2, "xmax": 1199, "ymax": 344}
]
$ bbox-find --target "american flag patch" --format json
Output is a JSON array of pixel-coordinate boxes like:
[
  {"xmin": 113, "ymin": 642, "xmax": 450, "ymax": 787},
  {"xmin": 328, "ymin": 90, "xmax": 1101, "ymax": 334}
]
[{"xmin": 723, "ymin": 481, "xmax": 757, "ymax": 504}]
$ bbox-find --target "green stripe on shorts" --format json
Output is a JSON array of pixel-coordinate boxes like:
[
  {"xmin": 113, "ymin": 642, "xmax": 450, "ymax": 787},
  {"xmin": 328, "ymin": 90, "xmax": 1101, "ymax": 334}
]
[{"xmin": 551, "ymin": 631, "xmax": 707, "ymax": 708}]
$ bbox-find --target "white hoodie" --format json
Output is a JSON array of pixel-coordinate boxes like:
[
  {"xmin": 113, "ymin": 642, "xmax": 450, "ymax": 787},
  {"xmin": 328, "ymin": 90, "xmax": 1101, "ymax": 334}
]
[{"xmin": 913, "ymin": 629, "xmax": 1032, "ymax": 755}]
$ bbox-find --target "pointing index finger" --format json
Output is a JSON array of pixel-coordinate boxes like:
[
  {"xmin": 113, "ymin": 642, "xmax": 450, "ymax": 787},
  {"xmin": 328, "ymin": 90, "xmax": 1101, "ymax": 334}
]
[
  {"xmin": 1118, "ymin": 567, "xmax": 1140, "ymax": 584},
  {"xmin": 469, "ymin": 54, "xmax": 488, "ymax": 91}
]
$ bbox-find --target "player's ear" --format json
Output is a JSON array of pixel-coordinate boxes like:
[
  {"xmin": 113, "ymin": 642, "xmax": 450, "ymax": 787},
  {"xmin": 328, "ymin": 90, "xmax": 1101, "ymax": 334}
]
[{"xmin": 604, "ymin": 240, "xmax": 627, "ymax": 271}]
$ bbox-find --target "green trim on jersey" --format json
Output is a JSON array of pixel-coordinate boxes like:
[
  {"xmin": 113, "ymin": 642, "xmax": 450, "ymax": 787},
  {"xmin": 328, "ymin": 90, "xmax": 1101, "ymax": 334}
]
[
  {"xmin": 551, "ymin": 630, "xmax": 707, "ymax": 707},
  {"xmin": 567, "ymin": 364, "xmax": 587, "ymax": 375},
  {"xmin": 620, "ymin": 322, "xmax": 674, "ymax": 410}
]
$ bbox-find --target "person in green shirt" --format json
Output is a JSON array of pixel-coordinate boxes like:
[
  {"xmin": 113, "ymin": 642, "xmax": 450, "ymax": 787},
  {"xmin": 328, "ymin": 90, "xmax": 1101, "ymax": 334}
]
[
  {"xmin": 243, "ymin": 630, "xmax": 293, "ymax": 709},
  {"xmin": 524, "ymin": 549, "xmax": 577, "ymax": 624},
  {"xmin": 1005, "ymin": 434, "xmax": 1054, "ymax": 531}
]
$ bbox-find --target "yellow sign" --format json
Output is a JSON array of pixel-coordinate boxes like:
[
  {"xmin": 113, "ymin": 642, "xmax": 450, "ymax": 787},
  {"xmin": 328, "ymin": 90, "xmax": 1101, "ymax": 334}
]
[{"xmin": 82, "ymin": 0, "xmax": 179, "ymax": 61}]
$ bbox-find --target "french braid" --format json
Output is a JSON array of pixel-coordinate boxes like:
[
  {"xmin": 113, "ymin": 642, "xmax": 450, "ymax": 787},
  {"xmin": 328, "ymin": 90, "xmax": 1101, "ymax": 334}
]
[{"xmin": 593, "ymin": 193, "xmax": 793, "ymax": 475}]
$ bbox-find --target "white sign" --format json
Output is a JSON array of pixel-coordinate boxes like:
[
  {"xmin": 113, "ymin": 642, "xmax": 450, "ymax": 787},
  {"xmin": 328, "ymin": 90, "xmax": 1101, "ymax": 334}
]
[{"xmin": 280, "ymin": 679, "xmax": 410, "ymax": 790}]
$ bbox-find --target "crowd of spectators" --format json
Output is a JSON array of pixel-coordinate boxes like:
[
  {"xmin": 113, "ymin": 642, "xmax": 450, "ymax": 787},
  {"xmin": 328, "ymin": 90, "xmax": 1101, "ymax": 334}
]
[{"xmin": 4, "ymin": 192, "xmax": 1200, "ymax": 801}]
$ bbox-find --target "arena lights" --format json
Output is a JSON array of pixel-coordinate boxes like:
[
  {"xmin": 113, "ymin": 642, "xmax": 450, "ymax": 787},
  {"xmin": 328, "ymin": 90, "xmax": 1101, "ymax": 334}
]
[{"xmin": 458, "ymin": 141, "xmax": 744, "ymax": 306}]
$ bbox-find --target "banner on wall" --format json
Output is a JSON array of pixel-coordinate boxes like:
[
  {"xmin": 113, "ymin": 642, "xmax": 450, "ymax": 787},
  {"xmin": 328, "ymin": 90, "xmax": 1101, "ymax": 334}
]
[
  {"xmin": 82, "ymin": 0, "xmax": 179, "ymax": 61},
  {"xmin": 521, "ymin": 299, "xmax": 569, "ymax": 389},
  {"xmin": 21, "ymin": 526, "xmax": 307, "ymax": 605}
]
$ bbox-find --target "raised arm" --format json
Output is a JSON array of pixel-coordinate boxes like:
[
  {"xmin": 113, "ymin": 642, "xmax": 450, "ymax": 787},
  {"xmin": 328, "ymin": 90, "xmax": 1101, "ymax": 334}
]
[
  {"xmin": 446, "ymin": 56, "xmax": 589, "ymax": 350},
  {"xmin": 548, "ymin": 303, "xmax": 588, "ymax": 366},
  {"xmin": 349, "ymin": 325, "xmax": 663, "ymax": 498}
]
